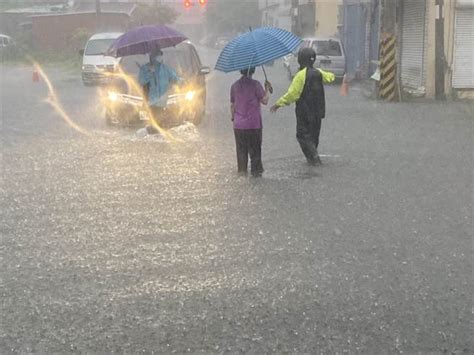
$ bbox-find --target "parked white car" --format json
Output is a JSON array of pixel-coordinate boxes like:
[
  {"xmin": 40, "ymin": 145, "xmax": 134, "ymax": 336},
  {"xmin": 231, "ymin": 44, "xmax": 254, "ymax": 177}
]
[
  {"xmin": 283, "ymin": 37, "xmax": 346, "ymax": 80},
  {"xmin": 80, "ymin": 32, "xmax": 122, "ymax": 86},
  {"xmin": 0, "ymin": 34, "xmax": 13, "ymax": 48}
]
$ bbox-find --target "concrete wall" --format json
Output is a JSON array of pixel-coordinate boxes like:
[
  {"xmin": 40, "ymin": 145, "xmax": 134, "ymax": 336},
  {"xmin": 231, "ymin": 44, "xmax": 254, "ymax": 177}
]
[
  {"xmin": 443, "ymin": 0, "xmax": 456, "ymax": 97},
  {"xmin": 31, "ymin": 12, "xmax": 130, "ymax": 49},
  {"xmin": 0, "ymin": 13, "xmax": 33, "ymax": 36}
]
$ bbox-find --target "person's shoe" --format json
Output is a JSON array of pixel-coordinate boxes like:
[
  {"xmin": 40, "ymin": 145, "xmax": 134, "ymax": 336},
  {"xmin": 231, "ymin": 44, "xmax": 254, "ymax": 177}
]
[
  {"xmin": 251, "ymin": 167, "xmax": 264, "ymax": 178},
  {"xmin": 307, "ymin": 156, "xmax": 322, "ymax": 166}
]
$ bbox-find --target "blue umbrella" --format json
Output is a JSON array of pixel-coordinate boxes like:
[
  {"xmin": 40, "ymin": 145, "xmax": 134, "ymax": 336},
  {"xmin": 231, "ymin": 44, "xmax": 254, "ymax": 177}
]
[
  {"xmin": 215, "ymin": 27, "xmax": 302, "ymax": 73},
  {"xmin": 106, "ymin": 25, "xmax": 187, "ymax": 57}
]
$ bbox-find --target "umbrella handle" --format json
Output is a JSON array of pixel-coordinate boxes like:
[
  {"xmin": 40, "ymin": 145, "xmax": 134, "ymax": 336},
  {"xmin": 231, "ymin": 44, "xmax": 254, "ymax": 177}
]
[
  {"xmin": 261, "ymin": 66, "xmax": 273, "ymax": 94},
  {"xmin": 261, "ymin": 65, "xmax": 268, "ymax": 81}
]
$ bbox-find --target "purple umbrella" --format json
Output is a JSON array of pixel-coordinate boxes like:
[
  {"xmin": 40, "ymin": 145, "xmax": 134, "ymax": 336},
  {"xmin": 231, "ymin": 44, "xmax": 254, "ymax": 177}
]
[{"xmin": 107, "ymin": 25, "xmax": 187, "ymax": 58}]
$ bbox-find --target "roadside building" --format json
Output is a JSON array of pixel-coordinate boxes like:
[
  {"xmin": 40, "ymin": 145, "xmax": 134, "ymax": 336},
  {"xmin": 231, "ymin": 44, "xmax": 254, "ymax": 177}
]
[
  {"xmin": 449, "ymin": 0, "xmax": 474, "ymax": 98},
  {"xmin": 258, "ymin": 0, "xmax": 293, "ymax": 32},
  {"xmin": 392, "ymin": 0, "xmax": 472, "ymax": 99},
  {"xmin": 342, "ymin": 0, "xmax": 381, "ymax": 79},
  {"xmin": 339, "ymin": 0, "xmax": 472, "ymax": 100},
  {"xmin": 30, "ymin": 2, "xmax": 136, "ymax": 50}
]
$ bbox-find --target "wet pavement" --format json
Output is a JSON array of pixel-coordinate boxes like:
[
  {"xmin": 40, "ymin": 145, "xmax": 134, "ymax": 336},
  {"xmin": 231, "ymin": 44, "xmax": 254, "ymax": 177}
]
[{"xmin": 0, "ymin": 49, "xmax": 472, "ymax": 353}]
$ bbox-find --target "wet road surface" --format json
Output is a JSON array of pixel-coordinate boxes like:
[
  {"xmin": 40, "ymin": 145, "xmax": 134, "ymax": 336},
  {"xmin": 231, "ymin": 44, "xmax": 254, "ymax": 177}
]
[{"xmin": 0, "ymin": 50, "xmax": 472, "ymax": 353}]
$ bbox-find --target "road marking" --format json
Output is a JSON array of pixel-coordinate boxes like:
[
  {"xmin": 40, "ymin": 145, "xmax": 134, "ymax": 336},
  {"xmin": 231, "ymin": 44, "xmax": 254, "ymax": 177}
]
[{"xmin": 319, "ymin": 154, "xmax": 341, "ymax": 158}]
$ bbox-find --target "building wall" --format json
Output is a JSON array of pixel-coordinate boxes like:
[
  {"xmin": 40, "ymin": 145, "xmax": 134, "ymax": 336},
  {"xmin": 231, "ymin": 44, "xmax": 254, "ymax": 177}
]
[
  {"xmin": 395, "ymin": 0, "xmax": 471, "ymax": 99},
  {"xmin": 31, "ymin": 12, "xmax": 131, "ymax": 49},
  {"xmin": 443, "ymin": 0, "xmax": 456, "ymax": 97},
  {"xmin": 443, "ymin": 0, "xmax": 474, "ymax": 98},
  {"xmin": 315, "ymin": 0, "xmax": 342, "ymax": 37},
  {"xmin": 413, "ymin": 0, "xmax": 466, "ymax": 99},
  {"xmin": 0, "ymin": 13, "xmax": 32, "ymax": 36}
]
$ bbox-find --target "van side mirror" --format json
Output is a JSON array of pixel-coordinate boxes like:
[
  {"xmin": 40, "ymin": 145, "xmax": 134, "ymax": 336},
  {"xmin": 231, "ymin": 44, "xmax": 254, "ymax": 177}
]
[
  {"xmin": 79, "ymin": 49, "xmax": 84, "ymax": 56},
  {"xmin": 199, "ymin": 66, "xmax": 211, "ymax": 75}
]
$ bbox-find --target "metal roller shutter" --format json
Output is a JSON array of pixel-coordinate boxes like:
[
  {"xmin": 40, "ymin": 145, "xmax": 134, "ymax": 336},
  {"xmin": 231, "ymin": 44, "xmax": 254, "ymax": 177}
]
[
  {"xmin": 453, "ymin": 8, "xmax": 474, "ymax": 88},
  {"xmin": 400, "ymin": 0, "xmax": 427, "ymax": 90}
]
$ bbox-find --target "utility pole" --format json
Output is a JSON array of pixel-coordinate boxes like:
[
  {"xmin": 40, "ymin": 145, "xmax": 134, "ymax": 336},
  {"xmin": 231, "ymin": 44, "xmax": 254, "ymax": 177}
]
[
  {"xmin": 435, "ymin": 0, "xmax": 446, "ymax": 100},
  {"xmin": 291, "ymin": 0, "xmax": 300, "ymax": 35},
  {"xmin": 95, "ymin": 0, "xmax": 101, "ymax": 31},
  {"xmin": 381, "ymin": 0, "xmax": 397, "ymax": 34}
]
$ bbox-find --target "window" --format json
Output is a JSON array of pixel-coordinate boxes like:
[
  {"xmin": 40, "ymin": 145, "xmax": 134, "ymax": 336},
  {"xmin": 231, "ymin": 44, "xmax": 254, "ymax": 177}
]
[
  {"xmin": 312, "ymin": 40, "xmax": 342, "ymax": 57},
  {"xmin": 119, "ymin": 47, "xmax": 194, "ymax": 78},
  {"xmin": 163, "ymin": 48, "xmax": 193, "ymax": 77},
  {"xmin": 85, "ymin": 39, "xmax": 116, "ymax": 56}
]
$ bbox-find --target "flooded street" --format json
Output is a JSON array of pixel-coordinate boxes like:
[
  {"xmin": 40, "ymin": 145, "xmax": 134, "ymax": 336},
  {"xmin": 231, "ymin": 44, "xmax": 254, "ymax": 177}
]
[{"xmin": 1, "ymin": 45, "xmax": 472, "ymax": 353}]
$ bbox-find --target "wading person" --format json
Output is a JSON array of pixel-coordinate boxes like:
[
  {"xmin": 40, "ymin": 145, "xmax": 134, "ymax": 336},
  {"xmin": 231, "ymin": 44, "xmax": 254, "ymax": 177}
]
[
  {"xmin": 138, "ymin": 48, "xmax": 181, "ymax": 134},
  {"xmin": 230, "ymin": 67, "xmax": 271, "ymax": 177},
  {"xmin": 270, "ymin": 47, "xmax": 335, "ymax": 165}
]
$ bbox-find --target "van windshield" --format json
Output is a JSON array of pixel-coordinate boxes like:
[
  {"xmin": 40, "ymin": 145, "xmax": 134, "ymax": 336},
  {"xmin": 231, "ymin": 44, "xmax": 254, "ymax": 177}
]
[
  {"xmin": 85, "ymin": 39, "xmax": 116, "ymax": 56},
  {"xmin": 119, "ymin": 47, "xmax": 194, "ymax": 77},
  {"xmin": 115, "ymin": 46, "xmax": 194, "ymax": 95}
]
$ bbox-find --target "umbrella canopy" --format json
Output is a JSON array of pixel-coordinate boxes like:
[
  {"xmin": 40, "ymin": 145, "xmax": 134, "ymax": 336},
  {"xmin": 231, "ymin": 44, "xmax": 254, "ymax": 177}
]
[
  {"xmin": 107, "ymin": 25, "xmax": 187, "ymax": 58},
  {"xmin": 215, "ymin": 27, "xmax": 302, "ymax": 73}
]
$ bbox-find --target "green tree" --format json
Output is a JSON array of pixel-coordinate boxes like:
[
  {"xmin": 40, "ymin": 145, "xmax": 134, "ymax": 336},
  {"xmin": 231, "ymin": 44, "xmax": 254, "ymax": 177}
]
[{"xmin": 131, "ymin": 3, "xmax": 178, "ymax": 27}]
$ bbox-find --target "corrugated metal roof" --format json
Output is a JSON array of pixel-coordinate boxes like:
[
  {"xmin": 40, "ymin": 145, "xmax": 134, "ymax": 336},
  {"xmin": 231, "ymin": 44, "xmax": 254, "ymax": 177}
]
[
  {"xmin": 3, "ymin": 5, "xmax": 67, "ymax": 14},
  {"xmin": 3, "ymin": 2, "xmax": 136, "ymax": 16}
]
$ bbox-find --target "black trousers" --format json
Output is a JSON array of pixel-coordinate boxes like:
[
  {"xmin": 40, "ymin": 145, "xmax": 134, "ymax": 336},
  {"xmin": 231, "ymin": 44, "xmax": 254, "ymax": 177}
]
[
  {"xmin": 296, "ymin": 113, "xmax": 322, "ymax": 163},
  {"xmin": 234, "ymin": 129, "xmax": 263, "ymax": 176}
]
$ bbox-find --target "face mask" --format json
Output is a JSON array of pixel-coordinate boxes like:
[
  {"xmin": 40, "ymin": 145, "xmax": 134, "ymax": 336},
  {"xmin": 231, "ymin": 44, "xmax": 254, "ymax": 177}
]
[{"xmin": 155, "ymin": 55, "xmax": 164, "ymax": 64}]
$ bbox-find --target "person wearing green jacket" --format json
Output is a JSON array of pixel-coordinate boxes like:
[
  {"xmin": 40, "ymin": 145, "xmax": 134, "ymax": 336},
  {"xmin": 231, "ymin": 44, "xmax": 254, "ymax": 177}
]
[{"xmin": 270, "ymin": 47, "xmax": 335, "ymax": 165}]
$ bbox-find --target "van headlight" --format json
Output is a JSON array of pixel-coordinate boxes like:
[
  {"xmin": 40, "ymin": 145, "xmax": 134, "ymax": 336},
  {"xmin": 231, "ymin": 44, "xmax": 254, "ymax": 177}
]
[
  {"xmin": 185, "ymin": 91, "xmax": 195, "ymax": 101},
  {"xmin": 108, "ymin": 91, "xmax": 118, "ymax": 102}
]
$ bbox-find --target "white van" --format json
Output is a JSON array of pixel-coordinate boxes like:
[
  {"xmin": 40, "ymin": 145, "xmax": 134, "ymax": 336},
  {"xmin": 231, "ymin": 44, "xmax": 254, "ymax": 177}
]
[
  {"xmin": 81, "ymin": 32, "xmax": 122, "ymax": 86},
  {"xmin": 283, "ymin": 37, "xmax": 346, "ymax": 80}
]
